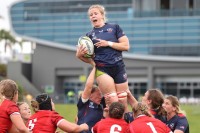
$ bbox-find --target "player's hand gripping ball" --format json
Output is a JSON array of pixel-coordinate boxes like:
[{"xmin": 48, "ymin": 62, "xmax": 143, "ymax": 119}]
[{"xmin": 78, "ymin": 36, "xmax": 94, "ymax": 58}]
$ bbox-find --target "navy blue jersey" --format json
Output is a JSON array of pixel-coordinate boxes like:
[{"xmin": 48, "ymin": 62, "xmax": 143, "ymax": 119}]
[
  {"xmin": 86, "ymin": 23, "xmax": 125, "ymax": 67},
  {"xmin": 165, "ymin": 114, "xmax": 189, "ymax": 133},
  {"xmin": 150, "ymin": 109, "xmax": 167, "ymax": 123},
  {"xmin": 124, "ymin": 112, "xmax": 134, "ymax": 123},
  {"xmin": 77, "ymin": 97, "xmax": 105, "ymax": 133}
]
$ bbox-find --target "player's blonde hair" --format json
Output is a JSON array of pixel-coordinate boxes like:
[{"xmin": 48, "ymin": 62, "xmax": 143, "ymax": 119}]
[
  {"xmin": 17, "ymin": 101, "xmax": 27, "ymax": 107},
  {"xmin": 88, "ymin": 4, "xmax": 107, "ymax": 22},
  {"xmin": 165, "ymin": 95, "xmax": 186, "ymax": 115},
  {"xmin": 31, "ymin": 100, "xmax": 39, "ymax": 112},
  {"xmin": 132, "ymin": 102, "xmax": 153, "ymax": 118}
]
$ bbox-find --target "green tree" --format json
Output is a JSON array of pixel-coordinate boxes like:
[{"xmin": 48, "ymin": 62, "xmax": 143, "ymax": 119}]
[
  {"xmin": 0, "ymin": 64, "xmax": 7, "ymax": 77},
  {"xmin": 17, "ymin": 83, "xmax": 27, "ymax": 102},
  {"xmin": 0, "ymin": 29, "xmax": 16, "ymax": 53}
]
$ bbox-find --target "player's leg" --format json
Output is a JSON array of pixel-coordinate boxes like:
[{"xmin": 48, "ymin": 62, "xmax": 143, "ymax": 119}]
[
  {"xmin": 113, "ymin": 63, "xmax": 129, "ymax": 113},
  {"xmin": 115, "ymin": 81, "xmax": 129, "ymax": 112},
  {"xmin": 96, "ymin": 70, "xmax": 118, "ymax": 106}
]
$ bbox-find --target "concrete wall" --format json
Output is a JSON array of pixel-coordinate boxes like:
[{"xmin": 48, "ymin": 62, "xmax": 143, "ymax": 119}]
[
  {"xmin": 31, "ymin": 44, "xmax": 91, "ymax": 102},
  {"xmin": 7, "ymin": 61, "xmax": 41, "ymax": 96}
]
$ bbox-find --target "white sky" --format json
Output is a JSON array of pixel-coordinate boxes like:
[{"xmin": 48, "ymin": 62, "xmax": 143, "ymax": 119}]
[
  {"xmin": 0, "ymin": 0, "xmax": 20, "ymax": 30},
  {"xmin": 0, "ymin": 0, "xmax": 19, "ymax": 54}
]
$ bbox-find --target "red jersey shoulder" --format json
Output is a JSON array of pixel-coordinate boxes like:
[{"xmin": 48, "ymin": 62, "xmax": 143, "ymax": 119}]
[
  {"xmin": 3, "ymin": 99, "xmax": 19, "ymax": 115},
  {"xmin": 178, "ymin": 113, "xmax": 186, "ymax": 118},
  {"xmin": 30, "ymin": 110, "xmax": 63, "ymax": 122}
]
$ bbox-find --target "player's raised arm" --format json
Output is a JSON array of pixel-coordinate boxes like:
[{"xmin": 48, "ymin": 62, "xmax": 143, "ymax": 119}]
[
  {"xmin": 126, "ymin": 89, "xmax": 138, "ymax": 108},
  {"xmin": 82, "ymin": 66, "xmax": 96, "ymax": 100}
]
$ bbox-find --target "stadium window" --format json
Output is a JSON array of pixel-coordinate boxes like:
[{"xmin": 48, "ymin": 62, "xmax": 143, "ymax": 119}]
[
  {"xmin": 180, "ymin": 89, "xmax": 191, "ymax": 97},
  {"xmin": 189, "ymin": 0, "xmax": 194, "ymax": 9},
  {"xmin": 193, "ymin": 82, "xmax": 197, "ymax": 87},
  {"xmin": 194, "ymin": 89, "xmax": 200, "ymax": 97},
  {"xmin": 186, "ymin": 82, "xmax": 191, "ymax": 86},
  {"xmin": 161, "ymin": 0, "xmax": 170, "ymax": 9}
]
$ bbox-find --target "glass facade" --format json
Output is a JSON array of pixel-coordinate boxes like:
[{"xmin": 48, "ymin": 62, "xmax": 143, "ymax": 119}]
[{"xmin": 10, "ymin": 0, "xmax": 200, "ymax": 56}]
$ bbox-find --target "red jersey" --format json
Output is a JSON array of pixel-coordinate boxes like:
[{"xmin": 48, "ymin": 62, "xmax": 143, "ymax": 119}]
[
  {"xmin": 0, "ymin": 99, "xmax": 20, "ymax": 133},
  {"xmin": 27, "ymin": 110, "xmax": 64, "ymax": 133},
  {"xmin": 92, "ymin": 118, "xmax": 129, "ymax": 133},
  {"xmin": 129, "ymin": 115, "xmax": 172, "ymax": 133}
]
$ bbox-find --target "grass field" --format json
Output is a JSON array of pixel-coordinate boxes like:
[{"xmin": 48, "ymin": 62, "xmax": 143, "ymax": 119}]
[{"xmin": 55, "ymin": 104, "xmax": 200, "ymax": 133}]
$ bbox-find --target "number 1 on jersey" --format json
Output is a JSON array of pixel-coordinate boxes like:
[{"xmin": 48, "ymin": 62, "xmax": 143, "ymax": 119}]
[{"xmin": 146, "ymin": 122, "xmax": 157, "ymax": 133}]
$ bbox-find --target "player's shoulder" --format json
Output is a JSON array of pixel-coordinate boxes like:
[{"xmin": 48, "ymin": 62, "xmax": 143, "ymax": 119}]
[
  {"xmin": 3, "ymin": 99, "xmax": 19, "ymax": 111},
  {"xmin": 178, "ymin": 113, "xmax": 186, "ymax": 118},
  {"xmin": 176, "ymin": 113, "xmax": 188, "ymax": 122},
  {"xmin": 86, "ymin": 30, "xmax": 93, "ymax": 36},
  {"xmin": 3, "ymin": 99, "xmax": 16, "ymax": 105},
  {"xmin": 177, "ymin": 114, "xmax": 189, "ymax": 124},
  {"xmin": 104, "ymin": 23, "xmax": 120, "ymax": 29},
  {"xmin": 106, "ymin": 22, "xmax": 118, "ymax": 26}
]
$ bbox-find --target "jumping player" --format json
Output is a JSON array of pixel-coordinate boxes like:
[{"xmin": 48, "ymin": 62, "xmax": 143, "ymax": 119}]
[{"xmin": 76, "ymin": 4, "xmax": 130, "ymax": 112}]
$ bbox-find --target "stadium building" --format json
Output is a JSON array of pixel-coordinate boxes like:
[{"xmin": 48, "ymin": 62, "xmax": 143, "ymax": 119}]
[{"xmin": 8, "ymin": 0, "xmax": 200, "ymax": 103}]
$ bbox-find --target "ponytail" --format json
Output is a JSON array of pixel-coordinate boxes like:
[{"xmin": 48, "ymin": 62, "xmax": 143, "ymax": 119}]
[
  {"xmin": 132, "ymin": 102, "xmax": 153, "ymax": 118},
  {"xmin": 31, "ymin": 100, "xmax": 39, "ymax": 112}
]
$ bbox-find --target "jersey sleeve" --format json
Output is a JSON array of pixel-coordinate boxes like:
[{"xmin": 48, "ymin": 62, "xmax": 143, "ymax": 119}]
[
  {"xmin": 115, "ymin": 24, "xmax": 125, "ymax": 39},
  {"xmin": 7, "ymin": 102, "xmax": 20, "ymax": 116},
  {"xmin": 77, "ymin": 97, "xmax": 84, "ymax": 109},
  {"xmin": 51, "ymin": 111, "xmax": 64, "ymax": 126},
  {"xmin": 175, "ymin": 117, "xmax": 188, "ymax": 132}
]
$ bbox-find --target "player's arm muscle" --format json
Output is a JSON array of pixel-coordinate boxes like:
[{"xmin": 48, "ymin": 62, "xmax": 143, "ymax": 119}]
[
  {"xmin": 58, "ymin": 119, "xmax": 88, "ymax": 132},
  {"xmin": 111, "ymin": 36, "xmax": 129, "ymax": 51}
]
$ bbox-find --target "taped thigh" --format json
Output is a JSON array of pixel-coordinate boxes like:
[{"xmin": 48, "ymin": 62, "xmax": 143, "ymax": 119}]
[{"xmin": 117, "ymin": 91, "xmax": 128, "ymax": 101}]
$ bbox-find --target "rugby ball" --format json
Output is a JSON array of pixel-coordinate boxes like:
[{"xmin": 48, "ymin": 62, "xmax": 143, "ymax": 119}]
[{"xmin": 78, "ymin": 36, "xmax": 94, "ymax": 58}]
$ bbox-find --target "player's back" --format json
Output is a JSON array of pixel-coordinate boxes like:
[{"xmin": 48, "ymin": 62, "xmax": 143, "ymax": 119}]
[
  {"xmin": 0, "ymin": 99, "xmax": 19, "ymax": 133},
  {"xmin": 129, "ymin": 115, "xmax": 172, "ymax": 133},
  {"xmin": 27, "ymin": 110, "xmax": 63, "ymax": 133},
  {"xmin": 92, "ymin": 118, "xmax": 129, "ymax": 133}
]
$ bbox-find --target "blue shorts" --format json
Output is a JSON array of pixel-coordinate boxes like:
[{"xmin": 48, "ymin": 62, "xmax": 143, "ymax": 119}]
[{"xmin": 96, "ymin": 62, "xmax": 127, "ymax": 84}]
